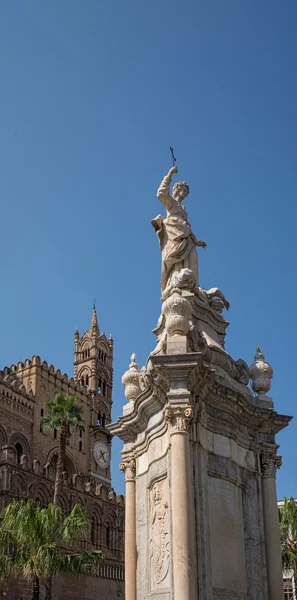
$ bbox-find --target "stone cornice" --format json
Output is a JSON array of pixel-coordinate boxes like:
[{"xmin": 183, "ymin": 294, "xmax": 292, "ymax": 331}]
[
  {"xmin": 107, "ymin": 355, "xmax": 199, "ymax": 443},
  {"xmin": 107, "ymin": 379, "xmax": 162, "ymax": 443},
  {"xmin": 109, "ymin": 351, "xmax": 292, "ymax": 449},
  {"xmin": 205, "ymin": 374, "xmax": 291, "ymax": 435}
]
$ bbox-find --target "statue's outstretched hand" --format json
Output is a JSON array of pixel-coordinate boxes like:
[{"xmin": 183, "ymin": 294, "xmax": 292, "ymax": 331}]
[
  {"xmin": 168, "ymin": 166, "xmax": 178, "ymax": 178},
  {"xmin": 196, "ymin": 240, "xmax": 207, "ymax": 249}
]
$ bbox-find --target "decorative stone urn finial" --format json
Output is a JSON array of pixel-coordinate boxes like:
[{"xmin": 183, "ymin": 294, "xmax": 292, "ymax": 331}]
[
  {"xmin": 130, "ymin": 353, "xmax": 137, "ymax": 367},
  {"xmin": 162, "ymin": 289, "xmax": 192, "ymax": 337},
  {"xmin": 122, "ymin": 353, "xmax": 141, "ymax": 402},
  {"xmin": 249, "ymin": 345, "xmax": 273, "ymax": 398}
]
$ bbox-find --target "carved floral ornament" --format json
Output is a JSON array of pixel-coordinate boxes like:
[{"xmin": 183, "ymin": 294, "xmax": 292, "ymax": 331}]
[
  {"xmin": 260, "ymin": 453, "xmax": 282, "ymax": 477},
  {"xmin": 119, "ymin": 456, "xmax": 136, "ymax": 481},
  {"xmin": 165, "ymin": 405, "xmax": 194, "ymax": 433}
]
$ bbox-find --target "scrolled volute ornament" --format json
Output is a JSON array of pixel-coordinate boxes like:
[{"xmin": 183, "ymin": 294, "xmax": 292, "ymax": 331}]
[
  {"xmin": 119, "ymin": 456, "xmax": 136, "ymax": 481},
  {"xmin": 139, "ymin": 366, "xmax": 153, "ymax": 393},
  {"xmin": 260, "ymin": 453, "xmax": 282, "ymax": 478},
  {"xmin": 154, "ymin": 371, "xmax": 170, "ymax": 396},
  {"xmin": 234, "ymin": 358, "xmax": 250, "ymax": 385},
  {"xmin": 165, "ymin": 405, "xmax": 194, "ymax": 433}
]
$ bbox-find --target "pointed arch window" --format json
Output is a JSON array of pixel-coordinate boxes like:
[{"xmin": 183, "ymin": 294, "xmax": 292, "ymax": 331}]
[
  {"xmin": 98, "ymin": 377, "xmax": 102, "ymax": 394},
  {"xmin": 106, "ymin": 524, "xmax": 111, "ymax": 548},
  {"xmin": 91, "ymin": 518, "xmax": 95, "ymax": 544},
  {"xmin": 15, "ymin": 443, "xmax": 23, "ymax": 465},
  {"xmin": 40, "ymin": 408, "xmax": 44, "ymax": 432}
]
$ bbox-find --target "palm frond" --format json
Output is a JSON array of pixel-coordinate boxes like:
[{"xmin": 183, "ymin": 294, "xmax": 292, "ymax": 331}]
[
  {"xmin": 0, "ymin": 552, "xmax": 25, "ymax": 583},
  {"xmin": 60, "ymin": 550, "xmax": 104, "ymax": 576},
  {"xmin": 57, "ymin": 504, "xmax": 90, "ymax": 543},
  {"xmin": 1, "ymin": 499, "xmax": 39, "ymax": 550},
  {"xmin": 0, "ymin": 527, "xmax": 17, "ymax": 550},
  {"xmin": 0, "ymin": 499, "xmax": 104, "ymax": 587},
  {"xmin": 42, "ymin": 393, "xmax": 84, "ymax": 432}
]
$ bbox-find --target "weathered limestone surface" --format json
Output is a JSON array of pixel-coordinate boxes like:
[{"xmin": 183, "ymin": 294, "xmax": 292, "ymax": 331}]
[
  {"xmin": 208, "ymin": 477, "xmax": 247, "ymax": 593},
  {"xmin": 108, "ymin": 165, "xmax": 291, "ymax": 600}
]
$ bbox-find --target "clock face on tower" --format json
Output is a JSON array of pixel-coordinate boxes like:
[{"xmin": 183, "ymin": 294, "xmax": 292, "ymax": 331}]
[{"xmin": 93, "ymin": 441, "xmax": 110, "ymax": 469}]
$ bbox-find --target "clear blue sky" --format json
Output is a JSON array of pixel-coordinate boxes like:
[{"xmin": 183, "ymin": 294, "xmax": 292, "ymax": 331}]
[{"xmin": 0, "ymin": 1, "xmax": 296, "ymax": 498}]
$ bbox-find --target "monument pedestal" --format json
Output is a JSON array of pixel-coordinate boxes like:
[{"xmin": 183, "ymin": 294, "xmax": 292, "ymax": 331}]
[
  {"xmin": 108, "ymin": 165, "xmax": 291, "ymax": 600},
  {"xmin": 109, "ymin": 294, "xmax": 291, "ymax": 600}
]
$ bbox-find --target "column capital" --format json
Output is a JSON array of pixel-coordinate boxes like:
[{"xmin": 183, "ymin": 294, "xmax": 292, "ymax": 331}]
[
  {"xmin": 119, "ymin": 456, "xmax": 136, "ymax": 481},
  {"xmin": 165, "ymin": 405, "xmax": 194, "ymax": 433},
  {"xmin": 260, "ymin": 453, "xmax": 282, "ymax": 478}
]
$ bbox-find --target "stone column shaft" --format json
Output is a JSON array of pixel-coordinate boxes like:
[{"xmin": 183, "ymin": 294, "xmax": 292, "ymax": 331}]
[
  {"xmin": 120, "ymin": 457, "xmax": 136, "ymax": 600},
  {"xmin": 166, "ymin": 406, "xmax": 196, "ymax": 600},
  {"xmin": 261, "ymin": 454, "xmax": 283, "ymax": 600}
]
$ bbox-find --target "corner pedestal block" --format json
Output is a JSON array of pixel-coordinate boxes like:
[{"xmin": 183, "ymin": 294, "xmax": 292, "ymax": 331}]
[{"xmin": 110, "ymin": 351, "xmax": 291, "ymax": 600}]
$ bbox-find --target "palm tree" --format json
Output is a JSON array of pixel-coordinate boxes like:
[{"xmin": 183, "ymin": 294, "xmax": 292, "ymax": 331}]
[
  {"xmin": 279, "ymin": 496, "xmax": 297, "ymax": 591},
  {"xmin": 41, "ymin": 393, "xmax": 85, "ymax": 599},
  {"xmin": 0, "ymin": 499, "xmax": 104, "ymax": 600},
  {"xmin": 41, "ymin": 393, "xmax": 84, "ymax": 504}
]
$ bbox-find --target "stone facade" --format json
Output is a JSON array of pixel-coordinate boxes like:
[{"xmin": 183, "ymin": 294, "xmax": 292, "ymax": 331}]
[
  {"xmin": 109, "ymin": 165, "xmax": 292, "ymax": 600},
  {"xmin": 0, "ymin": 307, "xmax": 124, "ymax": 600}
]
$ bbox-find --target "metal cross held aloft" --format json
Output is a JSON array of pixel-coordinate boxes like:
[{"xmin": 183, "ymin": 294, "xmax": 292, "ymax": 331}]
[{"xmin": 169, "ymin": 146, "xmax": 176, "ymax": 166}]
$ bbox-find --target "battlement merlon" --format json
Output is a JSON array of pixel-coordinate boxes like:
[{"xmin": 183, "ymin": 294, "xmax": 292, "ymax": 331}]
[{"xmin": 1, "ymin": 356, "xmax": 92, "ymax": 400}]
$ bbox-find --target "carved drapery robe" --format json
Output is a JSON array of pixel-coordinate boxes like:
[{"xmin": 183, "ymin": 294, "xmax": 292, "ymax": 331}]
[
  {"xmin": 150, "ymin": 481, "xmax": 170, "ymax": 588},
  {"xmin": 152, "ymin": 174, "xmax": 199, "ymax": 291}
]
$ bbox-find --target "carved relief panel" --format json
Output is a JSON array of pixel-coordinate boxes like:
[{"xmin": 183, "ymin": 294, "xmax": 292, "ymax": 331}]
[{"xmin": 149, "ymin": 476, "xmax": 170, "ymax": 591}]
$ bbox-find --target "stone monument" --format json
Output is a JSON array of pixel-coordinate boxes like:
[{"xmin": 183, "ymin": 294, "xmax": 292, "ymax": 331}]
[{"xmin": 108, "ymin": 164, "xmax": 291, "ymax": 600}]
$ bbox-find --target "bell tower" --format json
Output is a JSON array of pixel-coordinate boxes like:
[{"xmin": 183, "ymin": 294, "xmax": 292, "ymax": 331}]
[{"xmin": 74, "ymin": 305, "xmax": 114, "ymax": 485}]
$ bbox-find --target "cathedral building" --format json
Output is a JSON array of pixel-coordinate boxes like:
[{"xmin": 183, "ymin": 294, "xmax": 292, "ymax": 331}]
[{"xmin": 0, "ymin": 307, "xmax": 125, "ymax": 600}]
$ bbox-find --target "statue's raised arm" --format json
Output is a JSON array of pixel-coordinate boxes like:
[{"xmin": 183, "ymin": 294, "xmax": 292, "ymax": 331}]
[{"xmin": 157, "ymin": 166, "xmax": 179, "ymax": 211}]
